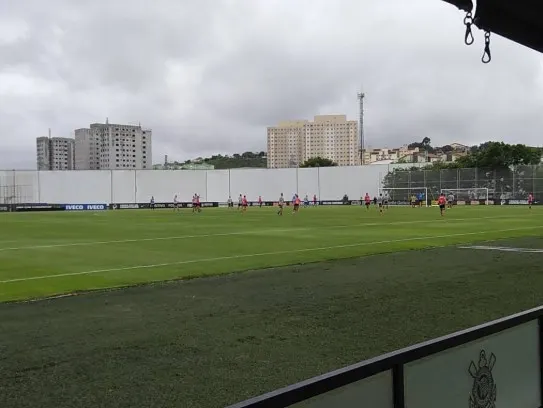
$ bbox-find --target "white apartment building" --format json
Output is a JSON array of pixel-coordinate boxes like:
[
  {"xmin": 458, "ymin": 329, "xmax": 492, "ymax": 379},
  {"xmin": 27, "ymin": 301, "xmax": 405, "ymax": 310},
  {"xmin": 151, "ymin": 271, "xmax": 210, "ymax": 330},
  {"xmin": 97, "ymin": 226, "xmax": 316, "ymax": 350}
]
[
  {"xmin": 36, "ymin": 136, "xmax": 75, "ymax": 170},
  {"xmin": 75, "ymin": 121, "xmax": 152, "ymax": 170},
  {"xmin": 267, "ymin": 115, "xmax": 359, "ymax": 168}
]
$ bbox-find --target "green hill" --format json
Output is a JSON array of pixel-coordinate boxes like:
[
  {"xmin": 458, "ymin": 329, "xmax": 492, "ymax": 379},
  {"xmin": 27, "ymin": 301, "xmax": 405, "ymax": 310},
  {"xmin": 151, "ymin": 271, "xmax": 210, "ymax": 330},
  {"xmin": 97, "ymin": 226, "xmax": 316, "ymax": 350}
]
[{"xmin": 177, "ymin": 151, "xmax": 267, "ymax": 169}]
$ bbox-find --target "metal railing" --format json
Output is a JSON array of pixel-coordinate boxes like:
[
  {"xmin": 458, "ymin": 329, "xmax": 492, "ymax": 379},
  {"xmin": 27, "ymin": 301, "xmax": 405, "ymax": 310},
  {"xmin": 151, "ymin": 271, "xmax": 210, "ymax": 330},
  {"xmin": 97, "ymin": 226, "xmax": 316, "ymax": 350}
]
[
  {"xmin": 383, "ymin": 165, "xmax": 543, "ymax": 200},
  {"xmin": 228, "ymin": 306, "xmax": 543, "ymax": 408}
]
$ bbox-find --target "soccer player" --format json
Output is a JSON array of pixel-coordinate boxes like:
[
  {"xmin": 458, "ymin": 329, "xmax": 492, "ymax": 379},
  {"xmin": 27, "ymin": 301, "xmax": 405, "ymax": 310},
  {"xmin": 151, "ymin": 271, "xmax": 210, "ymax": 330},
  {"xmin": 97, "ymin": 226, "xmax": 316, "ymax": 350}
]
[
  {"xmin": 410, "ymin": 194, "xmax": 417, "ymax": 208},
  {"xmin": 303, "ymin": 194, "xmax": 309, "ymax": 208},
  {"xmin": 313, "ymin": 194, "xmax": 317, "ymax": 206},
  {"xmin": 438, "ymin": 193, "xmax": 447, "ymax": 216},
  {"xmin": 238, "ymin": 194, "xmax": 243, "ymax": 210},
  {"xmin": 293, "ymin": 194, "xmax": 301, "ymax": 214},
  {"xmin": 195, "ymin": 194, "xmax": 201, "ymax": 213},
  {"xmin": 447, "ymin": 193, "xmax": 454, "ymax": 209},
  {"xmin": 150, "ymin": 196, "xmax": 155, "ymax": 210},
  {"xmin": 242, "ymin": 195, "xmax": 248, "ymax": 213},
  {"xmin": 277, "ymin": 193, "xmax": 285, "ymax": 215},
  {"xmin": 378, "ymin": 194, "xmax": 384, "ymax": 215},
  {"xmin": 528, "ymin": 192, "xmax": 534, "ymax": 209},
  {"xmin": 364, "ymin": 193, "xmax": 371, "ymax": 210},
  {"xmin": 173, "ymin": 195, "xmax": 179, "ymax": 211},
  {"xmin": 227, "ymin": 196, "xmax": 233, "ymax": 208},
  {"xmin": 383, "ymin": 193, "xmax": 389, "ymax": 210},
  {"xmin": 258, "ymin": 195, "xmax": 263, "ymax": 208}
]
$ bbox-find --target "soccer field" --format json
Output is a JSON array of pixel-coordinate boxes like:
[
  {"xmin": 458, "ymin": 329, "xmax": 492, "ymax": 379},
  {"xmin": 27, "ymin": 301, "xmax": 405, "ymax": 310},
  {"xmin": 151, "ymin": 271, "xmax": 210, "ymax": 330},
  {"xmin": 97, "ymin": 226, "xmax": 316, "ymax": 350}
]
[
  {"xmin": 0, "ymin": 205, "xmax": 540, "ymax": 302},
  {"xmin": 1, "ymin": 205, "xmax": 543, "ymax": 408}
]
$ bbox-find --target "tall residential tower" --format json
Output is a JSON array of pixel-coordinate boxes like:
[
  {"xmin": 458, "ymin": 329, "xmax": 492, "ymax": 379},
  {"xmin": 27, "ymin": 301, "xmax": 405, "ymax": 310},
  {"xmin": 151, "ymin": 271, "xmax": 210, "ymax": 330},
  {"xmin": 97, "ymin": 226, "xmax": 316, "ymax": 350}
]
[
  {"xmin": 36, "ymin": 131, "xmax": 75, "ymax": 170},
  {"xmin": 266, "ymin": 115, "xmax": 359, "ymax": 168},
  {"xmin": 75, "ymin": 120, "xmax": 152, "ymax": 170}
]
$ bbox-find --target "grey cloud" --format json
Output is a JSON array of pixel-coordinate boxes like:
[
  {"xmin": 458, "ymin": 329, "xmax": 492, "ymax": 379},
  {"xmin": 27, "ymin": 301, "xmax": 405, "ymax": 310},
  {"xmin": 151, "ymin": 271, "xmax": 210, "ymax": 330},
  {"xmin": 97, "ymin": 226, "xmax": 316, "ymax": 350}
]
[{"xmin": 1, "ymin": 0, "xmax": 542, "ymax": 169}]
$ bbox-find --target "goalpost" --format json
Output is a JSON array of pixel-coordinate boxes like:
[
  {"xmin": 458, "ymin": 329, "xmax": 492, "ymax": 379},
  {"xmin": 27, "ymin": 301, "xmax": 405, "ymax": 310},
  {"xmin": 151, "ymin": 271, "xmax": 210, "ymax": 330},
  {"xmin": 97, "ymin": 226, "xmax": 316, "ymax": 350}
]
[
  {"xmin": 377, "ymin": 187, "xmax": 429, "ymax": 207},
  {"xmin": 440, "ymin": 188, "xmax": 490, "ymax": 205}
]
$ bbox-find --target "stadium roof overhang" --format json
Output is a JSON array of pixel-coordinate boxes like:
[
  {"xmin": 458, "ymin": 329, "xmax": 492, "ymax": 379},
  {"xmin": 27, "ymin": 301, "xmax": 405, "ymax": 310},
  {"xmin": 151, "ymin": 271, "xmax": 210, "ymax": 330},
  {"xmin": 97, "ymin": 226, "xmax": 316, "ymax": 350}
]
[{"xmin": 442, "ymin": 0, "xmax": 543, "ymax": 55}]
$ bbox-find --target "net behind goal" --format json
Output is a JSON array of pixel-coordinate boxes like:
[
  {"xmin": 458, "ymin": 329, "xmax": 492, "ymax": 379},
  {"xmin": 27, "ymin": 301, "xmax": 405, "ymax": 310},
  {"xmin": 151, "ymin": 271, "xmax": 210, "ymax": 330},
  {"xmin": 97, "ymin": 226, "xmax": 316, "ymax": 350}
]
[
  {"xmin": 440, "ymin": 188, "xmax": 489, "ymax": 205},
  {"xmin": 377, "ymin": 187, "xmax": 428, "ymax": 207}
]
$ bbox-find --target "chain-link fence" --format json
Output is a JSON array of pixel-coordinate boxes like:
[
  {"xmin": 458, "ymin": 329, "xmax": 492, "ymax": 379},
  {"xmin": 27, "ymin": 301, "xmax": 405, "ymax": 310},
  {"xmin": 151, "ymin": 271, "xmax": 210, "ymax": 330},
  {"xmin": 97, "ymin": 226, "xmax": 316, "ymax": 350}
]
[{"xmin": 382, "ymin": 165, "xmax": 543, "ymax": 201}]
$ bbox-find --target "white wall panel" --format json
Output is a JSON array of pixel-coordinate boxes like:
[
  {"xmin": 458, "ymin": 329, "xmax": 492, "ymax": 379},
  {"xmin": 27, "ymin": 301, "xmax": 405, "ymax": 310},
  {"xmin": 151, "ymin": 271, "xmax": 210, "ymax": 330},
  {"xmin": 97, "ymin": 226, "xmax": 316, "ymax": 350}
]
[
  {"xmin": 0, "ymin": 171, "xmax": 39, "ymax": 203},
  {"xmin": 111, "ymin": 170, "xmax": 136, "ymax": 203},
  {"xmin": 318, "ymin": 167, "xmax": 368, "ymax": 200},
  {"xmin": 135, "ymin": 170, "xmax": 207, "ymax": 202},
  {"xmin": 229, "ymin": 168, "xmax": 297, "ymax": 201},
  {"xmin": 297, "ymin": 168, "xmax": 320, "ymax": 199},
  {"xmin": 0, "ymin": 171, "xmax": 15, "ymax": 204},
  {"xmin": 361, "ymin": 165, "xmax": 387, "ymax": 196},
  {"xmin": 206, "ymin": 170, "xmax": 230, "ymax": 202},
  {"xmin": 39, "ymin": 171, "xmax": 111, "ymax": 204},
  {"xmin": 16, "ymin": 171, "xmax": 39, "ymax": 203},
  {"xmin": 0, "ymin": 168, "xmax": 389, "ymax": 204}
]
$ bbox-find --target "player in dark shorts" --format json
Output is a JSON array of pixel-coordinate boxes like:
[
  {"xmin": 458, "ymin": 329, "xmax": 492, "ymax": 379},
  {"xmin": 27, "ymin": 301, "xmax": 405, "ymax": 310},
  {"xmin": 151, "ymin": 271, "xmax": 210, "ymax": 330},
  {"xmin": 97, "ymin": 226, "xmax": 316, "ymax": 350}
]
[
  {"xmin": 378, "ymin": 194, "xmax": 384, "ymax": 215},
  {"xmin": 150, "ymin": 196, "xmax": 155, "ymax": 210},
  {"xmin": 364, "ymin": 193, "xmax": 371, "ymax": 210},
  {"xmin": 438, "ymin": 194, "xmax": 446, "ymax": 216},
  {"xmin": 293, "ymin": 194, "xmax": 300, "ymax": 213},
  {"xmin": 242, "ymin": 195, "xmax": 248, "ymax": 212}
]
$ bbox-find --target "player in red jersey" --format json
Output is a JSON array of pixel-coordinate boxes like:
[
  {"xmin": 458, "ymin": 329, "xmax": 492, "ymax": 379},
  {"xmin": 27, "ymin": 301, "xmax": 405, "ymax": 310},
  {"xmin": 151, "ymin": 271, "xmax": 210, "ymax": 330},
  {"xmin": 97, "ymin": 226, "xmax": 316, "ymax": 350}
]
[
  {"xmin": 364, "ymin": 193, "xmax": 371, "ymax": 210},
  {"xmin": 313, "ymin": 194, "xmax": 317, "ymax": 206},
  {"xmin": 194, "ymin": 194, "xmax": 202, "ymax": 213},
  {"xmin": 242, "ymin": 195, "xmax": 248, "ymax": 213},
  {"xmin": 528, "ymin": 193, "xmax": 534, "ymax": 209},
  {"xmin": 293, "ymin": 194, "xmax": 301, "ymax": 214},
  {"xmin": 258, "ymin": 195, "xmax": 262, "ymax": 208},
  {"xmin": 438, "ymin": 193, "xmax": 447, "ymax": 216}
]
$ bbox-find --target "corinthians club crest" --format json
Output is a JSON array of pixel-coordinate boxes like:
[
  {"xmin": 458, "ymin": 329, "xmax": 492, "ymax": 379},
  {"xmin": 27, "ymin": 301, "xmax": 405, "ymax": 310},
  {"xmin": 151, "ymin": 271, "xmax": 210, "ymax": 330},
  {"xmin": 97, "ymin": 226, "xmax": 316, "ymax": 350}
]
[{"xmin": 469, "ymin": 350, "xmax": 497, "ymax": 408}]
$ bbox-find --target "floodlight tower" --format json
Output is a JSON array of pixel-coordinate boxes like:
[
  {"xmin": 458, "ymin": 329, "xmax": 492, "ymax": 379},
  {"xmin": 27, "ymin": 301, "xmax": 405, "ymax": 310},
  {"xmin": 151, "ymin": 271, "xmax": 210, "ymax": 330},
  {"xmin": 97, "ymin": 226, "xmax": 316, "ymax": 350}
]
[{"xmin": 357, "ymin": 91, "xmax": 365, "ymax": 164}]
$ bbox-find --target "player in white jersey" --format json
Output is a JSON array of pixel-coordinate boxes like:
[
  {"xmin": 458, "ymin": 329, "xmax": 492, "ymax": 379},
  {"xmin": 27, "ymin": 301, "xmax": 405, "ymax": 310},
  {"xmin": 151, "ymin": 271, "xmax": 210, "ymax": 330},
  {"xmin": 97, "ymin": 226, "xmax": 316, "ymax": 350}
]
[
  {"xmin": 447, "ymin": 193, "xmax": 454, "ymax": 209},
  {"xmin": 377, "ymin": 194, "xmax": 384, "ymax": 215},
  {"xmin": 277, "ymin": 193, "xmax": 285, "ymax": 216},
  {"xmin": 173, "ymin": 195, "xmax": 179, "ymax": 211},
  {"xmin": 238, "ymin": 194, "xmax": 243, "ymax": 210}
]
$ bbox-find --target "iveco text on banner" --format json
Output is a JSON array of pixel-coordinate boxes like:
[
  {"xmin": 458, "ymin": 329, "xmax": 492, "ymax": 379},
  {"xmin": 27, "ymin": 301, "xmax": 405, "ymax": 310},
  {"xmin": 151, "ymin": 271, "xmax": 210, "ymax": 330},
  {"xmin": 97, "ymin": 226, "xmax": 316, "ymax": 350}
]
[{"xmin": 64, "ymin": 204, "xmax": 108, "ymax": 211}]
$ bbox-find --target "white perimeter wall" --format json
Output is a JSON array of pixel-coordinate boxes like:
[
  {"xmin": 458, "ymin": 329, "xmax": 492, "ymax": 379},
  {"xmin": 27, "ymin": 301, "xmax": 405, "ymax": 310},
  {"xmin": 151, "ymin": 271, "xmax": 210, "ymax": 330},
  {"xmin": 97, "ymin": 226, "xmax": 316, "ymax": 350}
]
[{"xmin": 0, "ymin": 165, "xmax": 403, "ymax": 204}]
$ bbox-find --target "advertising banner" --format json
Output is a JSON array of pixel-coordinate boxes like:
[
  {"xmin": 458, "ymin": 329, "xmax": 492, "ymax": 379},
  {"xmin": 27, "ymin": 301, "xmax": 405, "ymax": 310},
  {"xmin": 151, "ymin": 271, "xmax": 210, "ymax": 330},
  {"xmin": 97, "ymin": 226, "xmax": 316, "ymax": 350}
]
[
  {"xmin": 111, "ymin": 202, "xmax": 219, "ymax": 209},
  {"xmin": 64, "ymin": 204, "xmax": 108, "ymax": 211},
  {"xmin": 494, "ymin": 199, "xmax": 538, "ymax": 205},
  {"xmin": 13, "ymin": 204, "xmax": 65, "ymax": 212}
]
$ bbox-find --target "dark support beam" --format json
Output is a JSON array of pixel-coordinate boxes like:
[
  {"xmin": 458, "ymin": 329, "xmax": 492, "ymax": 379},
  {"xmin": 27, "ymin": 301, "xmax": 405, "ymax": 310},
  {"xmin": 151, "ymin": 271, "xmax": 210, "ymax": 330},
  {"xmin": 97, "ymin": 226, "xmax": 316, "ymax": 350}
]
[
  {"xmin": 474, "ymin": 0, "xmax": 543, "ymax": 53},
  {"xmin": 442, "ymin": 0, "xmax": 543, "ymax": 54},
  {"xmin": 442, "ymin": 0, "xmax": 473, "ymax": 13}
]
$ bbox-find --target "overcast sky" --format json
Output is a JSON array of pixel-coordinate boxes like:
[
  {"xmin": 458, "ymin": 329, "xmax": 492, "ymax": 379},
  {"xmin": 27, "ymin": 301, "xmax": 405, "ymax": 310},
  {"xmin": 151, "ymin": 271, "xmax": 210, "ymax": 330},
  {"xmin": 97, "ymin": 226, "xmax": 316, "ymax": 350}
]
[{"xmin": 1, "ymin": 0, "xmax": 542, "ymax": 169}]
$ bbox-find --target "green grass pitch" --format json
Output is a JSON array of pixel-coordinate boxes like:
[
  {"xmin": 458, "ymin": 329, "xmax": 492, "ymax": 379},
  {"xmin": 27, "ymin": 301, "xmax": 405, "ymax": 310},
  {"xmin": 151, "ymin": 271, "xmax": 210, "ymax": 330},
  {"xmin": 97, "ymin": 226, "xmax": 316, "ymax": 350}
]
[{"xmin": 0, "ymin": 205, "xmax": 542, "ymax": 407}]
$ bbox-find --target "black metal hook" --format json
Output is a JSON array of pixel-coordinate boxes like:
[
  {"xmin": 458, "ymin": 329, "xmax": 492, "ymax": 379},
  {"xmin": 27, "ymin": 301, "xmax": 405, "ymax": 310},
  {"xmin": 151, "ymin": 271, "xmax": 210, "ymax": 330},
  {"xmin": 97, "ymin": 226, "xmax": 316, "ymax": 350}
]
[
  {"xmin": 482, "ymin": 31, "xmax": 491, "ymax": 63},
  {"xmin": 464, "ymin": 12, "xmax": 474, "ymax": 45}
]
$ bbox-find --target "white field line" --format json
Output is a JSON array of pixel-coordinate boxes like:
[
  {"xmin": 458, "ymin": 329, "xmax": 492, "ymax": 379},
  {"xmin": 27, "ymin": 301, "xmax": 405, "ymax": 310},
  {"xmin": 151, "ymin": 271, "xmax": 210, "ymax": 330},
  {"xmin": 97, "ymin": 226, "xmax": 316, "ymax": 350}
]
[
  {"xmin": 0, "ymin": 225, "xmax": 540, "ymax": 284},
  {"xmin": 459, "ymin": 245, "xmax": 543, "ymax": 253},
  {"xmin": 0, "ymin": 215, "xmax": 524, "ymax": 252}
]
